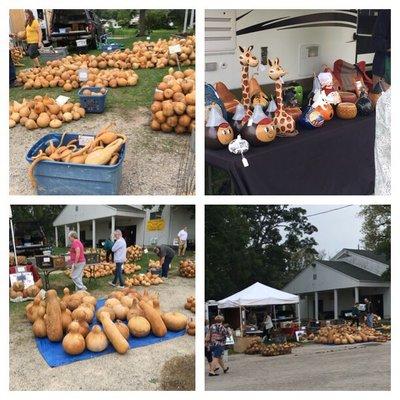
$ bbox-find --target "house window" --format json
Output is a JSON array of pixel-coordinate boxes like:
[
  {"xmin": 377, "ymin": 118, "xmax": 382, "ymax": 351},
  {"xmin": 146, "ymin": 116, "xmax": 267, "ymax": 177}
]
[
  {"xmin": 150, "ymin": 211, "xmax": 162, "ymax": 220},
  {"xmin": 75, "ymin": 206, "xmax": 78, "ymax": 212},
  {"xmin": 313, "ymin": 274, "xmax": 317, "ymax": 280}
]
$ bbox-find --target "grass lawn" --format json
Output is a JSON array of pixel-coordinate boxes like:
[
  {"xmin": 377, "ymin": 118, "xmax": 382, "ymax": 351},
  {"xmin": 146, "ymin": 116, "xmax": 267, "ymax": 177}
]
[
  {"xmin": 9, "ymin": 249, "xmax": 194, "ymax": 318},
  {"xmin": 10, "ymin": 29, "xmax": 195, "ymax": 111}
]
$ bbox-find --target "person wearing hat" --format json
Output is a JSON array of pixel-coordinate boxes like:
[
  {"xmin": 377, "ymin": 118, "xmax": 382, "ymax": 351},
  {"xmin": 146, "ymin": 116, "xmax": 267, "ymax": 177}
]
[{"xmin": 154, "ymin": 244, "xmax": 175, "ymax": 278}]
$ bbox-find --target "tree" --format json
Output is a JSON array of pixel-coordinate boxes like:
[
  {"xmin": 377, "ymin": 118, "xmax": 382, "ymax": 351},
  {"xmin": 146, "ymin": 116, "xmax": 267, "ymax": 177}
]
[
  {"xmin": 359, "ymin": 205, "xmax": 391, "ymax": 279},
  {"xmin": 11, "ymin": 205, "xmax": 65, "ymax": 245},
  {"xmin": 205, "ymin": 205, "xmax": 318, "ymax": 300},
  {"xmin": 137, "ymin": 10, "xmax": 147, "ymax": 36}
]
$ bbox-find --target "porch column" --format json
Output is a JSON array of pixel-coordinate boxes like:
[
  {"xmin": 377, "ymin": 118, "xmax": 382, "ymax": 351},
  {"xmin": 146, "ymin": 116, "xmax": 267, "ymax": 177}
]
[
  {"xmin": 64, "ymin": 225, "xmax": 68, "ymax": 247},
  {"xmin": 77, "ymin": 222, "xmax": 80, "ymax": 240},
  {"xmin": 354, "ymin": 287, "xmax": 359, "ymax": 303},
  {"xmin": 54, "ymin": 226, "xmax": 58, "ymax": 247},
  {"xmin": 92, "ymin": 219, "xmax": 96, "ymax": 248},
  {"xmin": 333, "ymin": 289, "xmax": 338, "ymax": 320},
  {"xmin": 314, "ymin": 292, "xmax": 319, "ymax": 321},
  {"xmin": 111, "ymin": 215, "xmax": 115, "ymax": 238}
]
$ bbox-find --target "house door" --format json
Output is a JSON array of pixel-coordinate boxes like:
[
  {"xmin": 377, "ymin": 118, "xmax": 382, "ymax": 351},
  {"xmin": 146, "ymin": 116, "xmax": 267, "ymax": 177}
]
[
  {"xmin": 365, "ymin": 294, "xmax": 384, "ymax": 317},
  {"xmin": 122, "ymin": 225, "xmax": 136, "ymax": 246},
  {"xmin": 80, "ymin": 230, "xmax": 86, "ymax": 246}
]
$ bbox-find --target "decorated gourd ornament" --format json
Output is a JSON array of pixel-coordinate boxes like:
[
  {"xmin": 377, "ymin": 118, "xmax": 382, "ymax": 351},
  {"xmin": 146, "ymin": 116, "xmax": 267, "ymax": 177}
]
[
  {"xmin": 313, "ymin": 90, "xmax": 334, "ymax": 121},
  {"xmin": 267, "ymin": 58, "xmax": 297, "ymax": 137},
  {"xmin": 356, "ymin": 89, "xmax": 373, "ymax": 115},
  {"xmin": 231, "ymin": 103, "xmax": 246, "ymax": 136},
  {"xmin": 241, "ymin": 104, "xmax": 276, "ymax": 146},
  {"xmin": 249, "ymin": 76, "xmax": 269, "ymax": 109},
  {"xmin": 205, "ymin": 105, "xmax": 234, "ymax": 150},
  {"xmin": 299, "ymin": 100, "xmax": 325, "ymax": 129}
]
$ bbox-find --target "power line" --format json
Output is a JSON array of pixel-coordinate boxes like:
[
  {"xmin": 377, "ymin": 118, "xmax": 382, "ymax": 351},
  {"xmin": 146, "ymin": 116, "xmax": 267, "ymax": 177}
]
[{"xmin": 306, "ymin": 205, "xmax": 354, "ymax": 218}]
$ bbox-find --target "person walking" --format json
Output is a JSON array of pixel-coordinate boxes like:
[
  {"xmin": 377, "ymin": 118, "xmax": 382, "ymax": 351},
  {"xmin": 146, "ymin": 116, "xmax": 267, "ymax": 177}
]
[
  {"xmin": 364, "ymin": 298, "xmax": 374, "ymax": 327},
  {"xmin": 109, "ymin": 230, "xmax": 126, "ymax": 288},
  {"xmin": 24, "ymin": 10, "xmax": 43, "ymax": 67},
  {"xmin": 205, "ymin": 320, "xmax": 218, "ymax": 376},
  {"xmin": 154, "ymin": 244, "xmax": 175, "ymax": 278},
  {"xmin": 209, "ymin": 315, "xmax": 229, "ymax": 376},
  {"xmin": 68, "ymin": 231, "xmax": 87, "ymax": 291},
  {"xmin": 103, "ymin": 237, "xmax": 114, "ymax": 262},
  {"xmin": 262, "ymin": 313, "xmax": 273, "ymax": 342},
  {"xmin": 177, "ymin": 226, "xmax": 188, "ymax": 256}
]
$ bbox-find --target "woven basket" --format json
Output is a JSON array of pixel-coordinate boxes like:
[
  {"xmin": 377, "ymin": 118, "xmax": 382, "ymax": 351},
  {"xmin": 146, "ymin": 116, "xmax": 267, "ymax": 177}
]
[{"xmin": 336, "ymin": 102, "xmax": 357, "ymax": 119}]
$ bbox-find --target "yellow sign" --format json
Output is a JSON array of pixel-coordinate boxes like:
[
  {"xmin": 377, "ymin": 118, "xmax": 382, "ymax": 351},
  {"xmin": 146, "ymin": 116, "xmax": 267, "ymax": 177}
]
[{"xmin": 147, "ymin": 219, "xmax": 165, "ymax": 231}]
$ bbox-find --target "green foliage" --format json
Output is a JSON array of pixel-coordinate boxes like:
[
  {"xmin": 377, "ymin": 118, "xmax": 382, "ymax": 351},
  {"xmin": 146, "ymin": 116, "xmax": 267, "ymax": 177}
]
[
  {"xmin": 11, "ymin": 205, "xmax": 65, "ymax": 244},
  {"xmin": 359, "ymin": 205, "xmax": 391, "ymax": 279},
  {"xmin": 205, "ymin": 205, "xmax": 318, "ymax": 300}
]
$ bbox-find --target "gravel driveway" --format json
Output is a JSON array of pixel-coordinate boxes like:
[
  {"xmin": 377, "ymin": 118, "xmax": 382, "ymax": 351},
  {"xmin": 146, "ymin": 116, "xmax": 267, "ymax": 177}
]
[
  {"xmin": 9, "ymin": 275, "xmax": 195, "ymax": 391},
  {"xmin": 9, "ymin": 107, "xmax": 194, "ymax": 195},
  {"xmin": 205, "ymin": 342, "xmax": 391, "ymax": 391}
]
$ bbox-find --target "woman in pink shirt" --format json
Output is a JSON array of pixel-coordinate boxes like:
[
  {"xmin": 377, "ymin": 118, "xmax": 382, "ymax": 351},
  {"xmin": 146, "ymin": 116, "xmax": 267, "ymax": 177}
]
[{"xmin": 68, "ymin": 231, "xmax": 87, "ymax": 291}]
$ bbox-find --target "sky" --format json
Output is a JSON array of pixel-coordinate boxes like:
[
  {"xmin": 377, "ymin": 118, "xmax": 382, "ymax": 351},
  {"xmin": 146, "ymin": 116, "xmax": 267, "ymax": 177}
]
[{"xmin": 295, "ymin": 205, "xmax": 363, "ymax": 259}]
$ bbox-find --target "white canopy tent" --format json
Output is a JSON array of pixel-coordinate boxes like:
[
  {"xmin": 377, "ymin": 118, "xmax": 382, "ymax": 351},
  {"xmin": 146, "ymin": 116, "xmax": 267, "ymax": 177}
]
[{"xmin": 217, "ymin": 282, "xmax": 300, "ymax": 331}]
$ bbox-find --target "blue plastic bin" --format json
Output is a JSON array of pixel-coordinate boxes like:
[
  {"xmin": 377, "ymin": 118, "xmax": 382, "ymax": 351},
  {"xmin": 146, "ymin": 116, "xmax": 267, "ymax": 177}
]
[
  {"xmin": 26, "ymin": 133, "xmax": 125, "ymax": 195},
  {"xmin": 78, "ymin": 87, "xmax": 108, "ymax": 113}
]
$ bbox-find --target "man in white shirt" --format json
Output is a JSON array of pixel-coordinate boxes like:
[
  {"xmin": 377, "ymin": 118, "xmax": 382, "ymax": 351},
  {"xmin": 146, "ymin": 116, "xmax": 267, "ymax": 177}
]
[{"xmin": 177, "ymin": 226, "xmax": 188, "ymax": 256}]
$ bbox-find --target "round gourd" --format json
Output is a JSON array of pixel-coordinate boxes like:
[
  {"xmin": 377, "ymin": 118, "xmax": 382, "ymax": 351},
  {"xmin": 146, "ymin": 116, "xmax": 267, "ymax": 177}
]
[
  {"xmin": 113, "ymin": 304, "xmax": 129, "ymax": 320},
  {"xmin": 49, "ymin": 119, "xmax": 62, "ymax": 128},
  {"xmin": 32, "ymin": 314, "xmax": 47, "ymax": 338},
  {"xmin": 86, "ymin": 325, "xmax": 109, "ymax": 352},
  {"xmin": 161, "ymin": 312, "xmax": 188, "ymax": 331},
  {"xmin": 128, "ymin": 316, "xmax": 151, "ymax": 337},
  {"xmin": 37, "ymin": 113, "xmax": 50, "ymax": 128},
  {"xmin": 63, "ymin": 321, "xmax": 86, "ymax": 355},
  {"xmin": 115, "ymin": 320, "xmax": 130, "ymax": 339},
  {"xmin": 105, "ymin": 298, "xmax": 120, "ymax": 308}
]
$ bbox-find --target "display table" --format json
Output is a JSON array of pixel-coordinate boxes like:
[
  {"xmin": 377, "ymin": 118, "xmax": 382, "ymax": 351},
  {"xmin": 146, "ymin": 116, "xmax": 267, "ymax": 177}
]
[{"xmin": 206, "ymin": 114, "xmax": 375, "ymax": 195}]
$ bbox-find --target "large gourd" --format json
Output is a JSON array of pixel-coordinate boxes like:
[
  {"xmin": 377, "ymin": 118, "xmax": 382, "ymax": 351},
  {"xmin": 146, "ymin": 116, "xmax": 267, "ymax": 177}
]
[
  {"xmin": 139, "ymin": 300, "xmax": 167, "ymax": 337},
  {"xmin": 86, "ymin": 325, "xmax": 109, "ymax": 352},
  {"xmin": 62, "ymin": 321, "xmax": 86, "ymax": 355},
  {"xmin": 161, "ymin": 312, "xmax": 188, "ymax": 331},
  {"xmin": 99, "ymin": 311, "xmax": 129, "ymax": 354},
  {"xmin": 128, "ymin": 316, "xmax": 151, "ymax": 337},
  {"xmin": 44, "ymin": 289, "xmax": 63, "ymax": 342}
]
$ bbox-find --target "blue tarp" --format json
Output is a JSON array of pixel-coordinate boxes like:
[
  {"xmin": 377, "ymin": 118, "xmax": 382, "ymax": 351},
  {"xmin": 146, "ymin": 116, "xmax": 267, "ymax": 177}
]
[{"xmin": 35, "ymin": 298, "xmax": 186, "ymax": 367}]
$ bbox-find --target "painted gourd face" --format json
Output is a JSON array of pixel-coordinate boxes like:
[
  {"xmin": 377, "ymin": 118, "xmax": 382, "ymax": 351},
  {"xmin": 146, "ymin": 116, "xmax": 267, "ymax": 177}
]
[
  {"xmin": 217, "ymin": 123, "xmax": 234, "ymax": 145},
  {"xmin": 255, "ymin": 118, "xmax": 276, "ymax": 142},
  {"xmin": 300, "ymin": 107, "xmax": 325, "ymax": 129},
  {"xmin": 315, "ymin": 103, "xmax": 334, "ymax": 120}
]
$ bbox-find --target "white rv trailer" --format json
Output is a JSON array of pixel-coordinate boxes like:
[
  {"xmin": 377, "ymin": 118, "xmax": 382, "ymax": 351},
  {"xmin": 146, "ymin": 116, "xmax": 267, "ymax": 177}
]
[{"xmin": 205, "ymin": 9, "xmax": 379, "ymax": 90}]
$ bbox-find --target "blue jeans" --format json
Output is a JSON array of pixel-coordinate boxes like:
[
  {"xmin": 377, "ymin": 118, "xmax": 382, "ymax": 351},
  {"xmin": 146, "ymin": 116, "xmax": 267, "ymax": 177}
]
[
  {"xmin": 210, "ymin": 344, "xmax": 224, "ymax": 358},
  {"xmin": 366, "ymin": 313, "xmax": 373, "ymax": 327},
  {"xmin": 113, "ymin": 262, "xmax": 124, "ymax": 286},
  {"xmin": 9, "ymin": 51, "xmax": 16, "ymax": 84},
  {"xmin": 161, "ymin": 255, "xmax": 173, "ymax": 277}
]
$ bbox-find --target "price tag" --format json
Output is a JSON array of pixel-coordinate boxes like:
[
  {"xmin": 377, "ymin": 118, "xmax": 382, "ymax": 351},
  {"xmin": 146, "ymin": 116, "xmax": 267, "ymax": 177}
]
[
  {"xmin": 16, "ymin": 266, "xmax": 26, "ymax": 273},
  {"xmin": 169, "ymin": 44, "xmax": 182, "ymax": 54},
  {"xmin": 44, "ymin": 257, "xmax": 50, "ymax": 263},
  {"xmin": 247, "ymin": 117, "xmax": 253, "ymax": 127},
  {"xmin": 78, "ymin": 135, "xmax": 95, "ymax": 146},
  {"xmin": 55, "ymin": 95, "xmax": 70, "ymax": 106},
  {"xmin": 78, "ymin": 68, "xmax": 88, "ymax": 82},
  {"xmin": 242, "ymin": 157, "xmax": 249, "ymax": 167}
]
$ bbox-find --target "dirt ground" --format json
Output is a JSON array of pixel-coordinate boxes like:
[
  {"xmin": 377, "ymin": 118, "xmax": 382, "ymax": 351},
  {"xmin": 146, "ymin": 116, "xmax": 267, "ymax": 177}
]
[
  {"xmin": 9, "ymin": 275, "xmax": 195, "ymax": 391},
  {"xmin": 9, "ymin": 107, "xmax": 194, "ymax": 195},
  {"xmin": 205, "ymin": 342, "xmax": 391, "ymax": 391}
]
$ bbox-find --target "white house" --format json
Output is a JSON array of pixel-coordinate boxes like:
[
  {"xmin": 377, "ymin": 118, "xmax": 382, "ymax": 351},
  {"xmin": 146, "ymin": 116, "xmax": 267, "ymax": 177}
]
[
  {"xmin": 52, "ymin": 205, "xmax": 195, "ymax": 249},
  {"xmin": 283, "ymin": 248, "xmax": 390, "ymax": 320}
]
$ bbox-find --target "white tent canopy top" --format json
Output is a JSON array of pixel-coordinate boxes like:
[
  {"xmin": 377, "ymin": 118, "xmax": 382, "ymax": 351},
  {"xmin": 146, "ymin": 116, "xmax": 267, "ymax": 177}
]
[{"xmin": 217, "ymin": 282, "xmax": 299, "ymax": 308}]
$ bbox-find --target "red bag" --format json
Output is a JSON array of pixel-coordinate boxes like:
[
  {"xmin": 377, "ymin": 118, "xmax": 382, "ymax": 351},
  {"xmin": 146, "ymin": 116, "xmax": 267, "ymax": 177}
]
[{"xmin": 332, "ymin": 60, "xmax": 373, "ymax": 92}]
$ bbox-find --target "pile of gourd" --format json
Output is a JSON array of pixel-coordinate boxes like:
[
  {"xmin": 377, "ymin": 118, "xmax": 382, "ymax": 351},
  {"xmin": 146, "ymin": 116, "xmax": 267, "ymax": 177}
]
[
  {"xmin": 187, "ymin": 319, "xmax": 196, "ymax": 336},
  {"xmin": 28, "ymin": 126, "xmax": 127, "ymax": 188},
  {"xmin": 150, "ymin": 68, "xmax": 195, "ymax": 134},
  {"xmin": 65, "ymin": 262, "xmax": 116, "ymax": 279},
  {"xmin": 9, "ymin": 96, "xmax": 85, "ymax": 130},
  {"xmin": 310, "ymin": 323, "xmax": 389, "ymax": 345},
  {"xmin": 123, "ymin": 263, "xmax": 142, "ymax": 274},
  {"xmin": 148, "ymin": 259, "xmax": 161, "ymax": 269},
  {"xmin": 125, "ymin": 272, "xmax": 164, "ymax": 287},
  {"xmin": 9, "ymin": 280, "xmax": 42, "ymax": 300},
  {"xmin": 86, "ymin": 248, "xmax": 107, "ymax": 262},
  {"xmin": 10, "ymin": 46, "xmax": 25, "ymax": 64},
  {"xmin": 126, "ymin": 245, "xmax": 143, "ymax": 262},
  {"xmin": 245, "ymin": 339, "xmax": 295, "ymax": 357},
  {"xmin": 17, "ymin": 62, "xmax": 138, "ymax": 91},
  {"xmin": 9, "ymin": 253, "xmax": 27, "ymax": 266},
  {"xmin": 184, "ymin": 296, "xmax": 195, "ymax": 313},
  {"xmin": 179, "ymin": 259, "xmax": 195, "ymax": 278}
]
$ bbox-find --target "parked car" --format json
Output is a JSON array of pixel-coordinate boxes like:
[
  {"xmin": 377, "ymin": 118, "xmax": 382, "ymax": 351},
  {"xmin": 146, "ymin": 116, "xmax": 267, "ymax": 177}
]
[{"xmin": 49, "ymin": 9, "xmax": 104, "ymax": 49}]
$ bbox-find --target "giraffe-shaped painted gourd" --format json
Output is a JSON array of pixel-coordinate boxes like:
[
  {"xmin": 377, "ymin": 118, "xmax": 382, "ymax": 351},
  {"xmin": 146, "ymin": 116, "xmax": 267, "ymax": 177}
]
[
  {"xmin": 239, "ymin": 45, "xmax": 259, "ymax": 118},
  {"xmin": 267, "ymin": 58, "xmax": 298, "ymax": 137}
]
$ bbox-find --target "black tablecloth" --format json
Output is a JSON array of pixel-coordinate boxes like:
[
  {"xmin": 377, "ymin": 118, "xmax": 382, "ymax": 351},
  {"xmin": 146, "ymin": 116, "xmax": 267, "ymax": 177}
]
[{"xmin": 206, "ymin": 114, "xmax": 375, "ymax": 195}]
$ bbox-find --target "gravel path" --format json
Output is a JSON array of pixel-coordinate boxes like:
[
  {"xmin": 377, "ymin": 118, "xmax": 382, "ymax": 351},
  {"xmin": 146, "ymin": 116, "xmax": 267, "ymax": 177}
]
[
  {"xmin": 9, "ymin": 275, "xmax": 195, "ymax": 391},
  {"xmin": 9, "ymin": 107, "xmax": 193, "ymax": 195},
  {"xmin": 205, "ymin": 342, "xmax": 391, "ymax": 391}
]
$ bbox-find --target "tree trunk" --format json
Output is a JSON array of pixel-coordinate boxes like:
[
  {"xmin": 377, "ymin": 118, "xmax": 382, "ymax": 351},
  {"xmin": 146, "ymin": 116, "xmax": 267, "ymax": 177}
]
[{"xmin": 138, "ymin": 10, "xmax": 147, "ymax": 36}]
